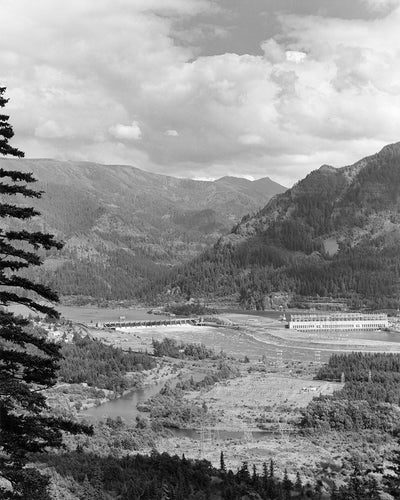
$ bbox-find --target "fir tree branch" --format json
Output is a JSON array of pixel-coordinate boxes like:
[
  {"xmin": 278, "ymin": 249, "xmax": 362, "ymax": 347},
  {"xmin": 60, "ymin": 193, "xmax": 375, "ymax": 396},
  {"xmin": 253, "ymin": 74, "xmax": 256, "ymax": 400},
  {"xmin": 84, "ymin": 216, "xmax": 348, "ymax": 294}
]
[
  {"xmin": 0, "ymin": 203, "xmax": 39, "ymax": 219},
  {"xmin": 6, "ymin": 230, "xmax": 63, "ymax": 250}
]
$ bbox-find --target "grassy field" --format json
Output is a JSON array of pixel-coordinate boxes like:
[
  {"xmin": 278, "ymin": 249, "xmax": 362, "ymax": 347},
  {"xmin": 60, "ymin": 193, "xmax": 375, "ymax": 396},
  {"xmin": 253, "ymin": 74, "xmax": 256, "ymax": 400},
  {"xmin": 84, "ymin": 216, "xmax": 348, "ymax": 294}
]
[{"xmin": 195, "ymin": 372, "xmax": 342, "ymax": 431}]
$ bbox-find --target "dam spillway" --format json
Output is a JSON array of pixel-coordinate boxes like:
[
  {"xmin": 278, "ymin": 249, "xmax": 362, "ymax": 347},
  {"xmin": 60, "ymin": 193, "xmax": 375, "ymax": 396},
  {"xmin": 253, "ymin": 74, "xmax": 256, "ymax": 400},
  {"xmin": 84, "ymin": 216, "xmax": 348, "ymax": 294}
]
[{"xmin": 96, "ymin": 317, "xmax": 202, "ymax": 329}]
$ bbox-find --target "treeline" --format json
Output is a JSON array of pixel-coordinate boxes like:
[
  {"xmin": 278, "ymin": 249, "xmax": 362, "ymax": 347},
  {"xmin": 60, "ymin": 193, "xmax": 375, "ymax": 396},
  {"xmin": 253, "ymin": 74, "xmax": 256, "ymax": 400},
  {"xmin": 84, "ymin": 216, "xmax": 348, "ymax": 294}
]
[
  {"xmin": 42, "ymin": 451, "xmax": 319, "ymax": 499},
  {"xmin": 152, "ymin": 337, "xmax": 215, "ymax": 360},
  {"xmin": 59, "ymin": 336, "xmax": 156, "ymax": 393},
  {"xmin": 165, "ymin": 302, "xmax": 217, "ymax": 316},
  {"xmin": 41, "ymin": 448, "xmax": 395, "ymax": 499},
  {"xmin": 316, "ymin": 352, "xmax": 400, "ymax": 383},
  {"xmin": 176, "ymin": 362, "xmax": 240, "ymax": 391},
  {"xmin": 137, "ymin": 235, "xmax": 400, "ymax": 310},
  {"xmin": 301, "ymin": 353, "xmax": 400, "ymax": 432}
]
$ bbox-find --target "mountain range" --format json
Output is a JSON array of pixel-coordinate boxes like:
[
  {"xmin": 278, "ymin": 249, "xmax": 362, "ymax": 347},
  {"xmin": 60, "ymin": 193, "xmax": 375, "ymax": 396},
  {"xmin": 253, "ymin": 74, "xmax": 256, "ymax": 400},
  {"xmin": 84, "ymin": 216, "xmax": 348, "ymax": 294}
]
[
  {"xmin": 141, "ymin": 143, "xmax": 400, "ymax": 309},
  {"xmin": 1, "ymin": 158, "xmax": 286, "ymax": 301}
]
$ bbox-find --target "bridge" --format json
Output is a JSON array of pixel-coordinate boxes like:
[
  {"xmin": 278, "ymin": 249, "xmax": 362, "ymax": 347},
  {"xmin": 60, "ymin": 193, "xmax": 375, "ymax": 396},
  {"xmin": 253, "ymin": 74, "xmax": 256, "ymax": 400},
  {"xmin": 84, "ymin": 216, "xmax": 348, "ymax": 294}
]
[{"xmin": 97, "ymin": 317, "xmax": 203, "ymax": 329}]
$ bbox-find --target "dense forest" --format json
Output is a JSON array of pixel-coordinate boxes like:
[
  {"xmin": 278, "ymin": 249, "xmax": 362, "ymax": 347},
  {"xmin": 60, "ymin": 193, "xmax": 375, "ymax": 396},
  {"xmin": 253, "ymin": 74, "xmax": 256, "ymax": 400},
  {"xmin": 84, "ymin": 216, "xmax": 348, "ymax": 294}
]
[
  {"xmin": 137, "ymin": 236, "xmax": 400, "ymax": 309},
  {"xmin": 137, "ymin": 147, "xmax": 400, "ymax": 309},
  {"xmin": 37, "ymin": 444, "xmax": 400, "ymax": 499},
  {"xmin": 59, "ymin": 336, "xmax": 156, "ymax": 393},
  {"xmin": 37, "ymin": 250, "xmax": 168, "ymax": 301},
  {"xmin": 301, "ymin": 353, "xmax": 400, "ymax": 432},
  {"xmin": 38, "ymin": 449, "xmax": 389, "ymax": 499}
]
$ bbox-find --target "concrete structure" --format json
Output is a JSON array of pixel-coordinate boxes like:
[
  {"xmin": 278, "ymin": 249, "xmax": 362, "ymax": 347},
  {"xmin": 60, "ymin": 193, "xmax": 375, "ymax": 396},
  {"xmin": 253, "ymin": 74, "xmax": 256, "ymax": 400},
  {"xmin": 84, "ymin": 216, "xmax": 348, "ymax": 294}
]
[
  {"xmin": 286, "ymin": 312, "xmax": 389, "ymax": 331},
  {"xmin": 97, "ymin": 317, "xmax": 202, "ymax": 329}
]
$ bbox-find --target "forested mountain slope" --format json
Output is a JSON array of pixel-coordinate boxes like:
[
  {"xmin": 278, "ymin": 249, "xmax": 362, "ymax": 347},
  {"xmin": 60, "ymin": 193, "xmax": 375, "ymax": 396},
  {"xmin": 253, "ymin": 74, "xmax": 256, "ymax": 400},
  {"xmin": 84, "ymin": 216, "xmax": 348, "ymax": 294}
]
[
  {"xmin": 141, "ymin": 143, "xmax": 400, "ymax": 309},
  {"xmin": 0, "ymin": 158, "xmax": 285, "ymax": 300}
]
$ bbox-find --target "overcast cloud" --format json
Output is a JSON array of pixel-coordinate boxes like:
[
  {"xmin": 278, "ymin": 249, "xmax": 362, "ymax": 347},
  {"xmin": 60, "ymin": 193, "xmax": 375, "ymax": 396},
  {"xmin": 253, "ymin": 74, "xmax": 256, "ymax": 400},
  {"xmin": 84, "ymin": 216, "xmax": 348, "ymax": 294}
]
[{"xmin": 0, "ymin": 0, "xmax": 399, "ymax": 185}]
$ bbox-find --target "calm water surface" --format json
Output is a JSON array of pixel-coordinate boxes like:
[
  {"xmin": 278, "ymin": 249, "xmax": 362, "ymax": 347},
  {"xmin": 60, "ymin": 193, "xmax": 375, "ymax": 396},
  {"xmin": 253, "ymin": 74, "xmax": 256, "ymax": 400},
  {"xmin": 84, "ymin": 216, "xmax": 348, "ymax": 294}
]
[{"xmin": 81, "ymin": 381, "xmax": 166, "ymax": 422}]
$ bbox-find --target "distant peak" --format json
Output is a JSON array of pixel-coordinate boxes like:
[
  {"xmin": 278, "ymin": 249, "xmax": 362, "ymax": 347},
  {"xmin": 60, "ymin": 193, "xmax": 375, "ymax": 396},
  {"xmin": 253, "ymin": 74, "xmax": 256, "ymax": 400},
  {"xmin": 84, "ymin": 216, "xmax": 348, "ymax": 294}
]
[
  {"xmin": 318, "ymin": 164, "xmax": 336, "ymax": 173},
  {"xmin": 377, "ymin": 142, "xmax": 400, "ymax": 159},
  {"xmin": 215, "ymin": 176, "xmax": 251, "ymax": 184}
]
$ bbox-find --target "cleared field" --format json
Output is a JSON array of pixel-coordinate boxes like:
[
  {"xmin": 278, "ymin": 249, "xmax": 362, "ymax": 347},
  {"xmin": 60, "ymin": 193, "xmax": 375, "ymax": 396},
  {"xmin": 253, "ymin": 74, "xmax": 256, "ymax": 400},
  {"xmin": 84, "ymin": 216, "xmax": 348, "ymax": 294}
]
[
  {"xmin": 155, "ymin": 371, "xmax": 346, "ymax": 480},
  {"xmin": 188, "ymin": 372, "xmax": 342, "ymax": 431}
]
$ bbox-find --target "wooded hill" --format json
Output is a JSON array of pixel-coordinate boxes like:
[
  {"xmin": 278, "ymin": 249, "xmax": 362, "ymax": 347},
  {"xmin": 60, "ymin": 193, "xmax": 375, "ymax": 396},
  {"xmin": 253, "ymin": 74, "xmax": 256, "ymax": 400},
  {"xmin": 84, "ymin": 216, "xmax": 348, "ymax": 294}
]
[
  {"xmin": 0, "ymin": 158, "xmax": 285, "ymax": 301},
  {"xmin": 140, "ymin": 143, "xmax": 400, "ymax": 309}
]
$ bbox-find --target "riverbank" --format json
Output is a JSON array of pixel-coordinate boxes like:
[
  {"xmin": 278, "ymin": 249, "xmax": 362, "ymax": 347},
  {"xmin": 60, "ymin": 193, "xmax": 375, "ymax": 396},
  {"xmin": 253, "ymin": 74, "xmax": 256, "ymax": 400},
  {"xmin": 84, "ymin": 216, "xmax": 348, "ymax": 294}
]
[{"xmin": 47, "ymin": 362, "xmax": 192, "ymax": 418}]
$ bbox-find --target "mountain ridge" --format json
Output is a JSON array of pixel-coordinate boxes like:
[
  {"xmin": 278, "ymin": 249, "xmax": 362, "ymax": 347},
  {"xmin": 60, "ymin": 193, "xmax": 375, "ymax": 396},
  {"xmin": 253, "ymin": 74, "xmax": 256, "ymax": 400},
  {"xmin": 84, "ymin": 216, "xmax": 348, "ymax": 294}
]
[
  {"xmin": 141, "ymin": 142, "xmax": 400, "ymax": 309},
  {"xmin": 0, "ymin": 157, "xmax": 286, "ymax": 301}
]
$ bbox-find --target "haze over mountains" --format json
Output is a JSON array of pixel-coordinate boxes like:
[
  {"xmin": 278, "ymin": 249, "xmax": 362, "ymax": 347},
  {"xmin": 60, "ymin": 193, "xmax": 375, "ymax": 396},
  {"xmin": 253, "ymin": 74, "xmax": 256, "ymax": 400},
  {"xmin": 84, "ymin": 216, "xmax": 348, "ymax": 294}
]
[
  {"xmin": 142, "ymin": 143, "xmax": 400, "ymax": 309},
  {"xmin": 1, "ymin": 158, "xmax": 286, "ymax": 301}
]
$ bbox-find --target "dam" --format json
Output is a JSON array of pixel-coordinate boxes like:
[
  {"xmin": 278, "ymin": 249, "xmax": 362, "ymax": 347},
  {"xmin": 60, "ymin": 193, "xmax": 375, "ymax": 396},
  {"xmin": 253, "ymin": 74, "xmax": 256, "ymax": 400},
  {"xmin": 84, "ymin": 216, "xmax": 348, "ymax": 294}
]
[{"xmin": 96, "ymin": 317, "xmax": 203, "ymax": 329}]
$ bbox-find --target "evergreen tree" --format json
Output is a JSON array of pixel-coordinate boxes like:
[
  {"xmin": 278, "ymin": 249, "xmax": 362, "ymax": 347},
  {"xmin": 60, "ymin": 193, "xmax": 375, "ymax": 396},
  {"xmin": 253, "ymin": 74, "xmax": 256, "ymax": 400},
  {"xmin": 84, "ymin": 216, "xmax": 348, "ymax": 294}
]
[
  {"xmin": 220, "ymin": 451, "xmax": 226, "ymax": 472},
  {"xmin": 383, "ymin": 435, "xmax": 400, "ymax": 498},
  {"xmin": 81, "ymin": 475, "xmax": 97, "ymax": 500},
  {"xmin": 238, "ymin": 461, "xmax": 250, "ymax": 484},
  {"xmin": 269, "ymin": 458, "xmax": 275, "ymax": 478},
  {"xmin": 0, "ymin": 86, "xmax": 91, "ymax": 499},
  {"xmin": 282, "ymin": 469, "xmax": 292, "ymax": 499},
  {"xmin": 251, "ymin": 464, "xmax": 258, "ymax": 486},
  {"xmin": 294, "ymin": 471, "xmax": 303, "ymax": 494}
]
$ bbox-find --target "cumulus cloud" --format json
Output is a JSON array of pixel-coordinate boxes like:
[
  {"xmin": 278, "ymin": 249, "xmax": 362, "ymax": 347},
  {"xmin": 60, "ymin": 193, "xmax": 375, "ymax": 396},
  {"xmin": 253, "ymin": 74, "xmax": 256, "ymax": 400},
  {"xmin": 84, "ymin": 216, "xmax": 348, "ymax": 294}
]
[
  {"xmin": 109, "ymin": 121, "xmax": 142, "ymax": 141},
  {"xmin": 360, "ymin": 0, "xmax": 400, "ymax": 12},
  {"xmin": 285, "ymin": 51, "xmax": 307, "ymax": 63},
  {"xmin": 35, "ymin": 120, "xmax": 73, "ymax": 139},
  {"xmin": 165, "ymin": 129, "xmax": 179, "ymax": 136},
  {"xmin": 1, "ymin": 0, "xmax": 400, "ymax": 185}
]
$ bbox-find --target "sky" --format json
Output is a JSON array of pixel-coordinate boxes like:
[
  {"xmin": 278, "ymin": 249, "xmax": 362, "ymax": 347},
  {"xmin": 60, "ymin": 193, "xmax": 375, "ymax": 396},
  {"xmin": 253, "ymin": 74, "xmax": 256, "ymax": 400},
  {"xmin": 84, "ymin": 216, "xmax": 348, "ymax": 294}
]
[{"xmin": 1, "ymin": 0, "xmax": 400, "ymax": 186}]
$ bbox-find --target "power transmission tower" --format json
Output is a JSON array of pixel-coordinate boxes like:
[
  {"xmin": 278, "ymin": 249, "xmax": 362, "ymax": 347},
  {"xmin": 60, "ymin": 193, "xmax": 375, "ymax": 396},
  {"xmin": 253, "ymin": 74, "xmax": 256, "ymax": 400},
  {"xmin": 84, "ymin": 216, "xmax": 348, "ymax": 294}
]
[{"xmin": 241, "ymin": 422, "xmax": 253, "ymax": 443}]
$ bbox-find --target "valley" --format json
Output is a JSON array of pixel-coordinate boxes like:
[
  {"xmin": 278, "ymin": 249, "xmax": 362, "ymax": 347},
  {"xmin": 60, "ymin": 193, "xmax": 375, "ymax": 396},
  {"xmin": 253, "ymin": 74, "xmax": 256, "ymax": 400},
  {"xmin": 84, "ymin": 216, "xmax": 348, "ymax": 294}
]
[
  {"xmin": 41, "ymin": 307, "xmax": 400, "ymax": 491},
  {"xmin": 0, "ymin": 157, "xmax": 285, "ymax": 302},
  {"xmin": 5, "ymin": 144, "xmax": 400, "ymax": 498},
  {"xmin": 142, "ymin": 143, "xmax": 400, "ymax": 310}
]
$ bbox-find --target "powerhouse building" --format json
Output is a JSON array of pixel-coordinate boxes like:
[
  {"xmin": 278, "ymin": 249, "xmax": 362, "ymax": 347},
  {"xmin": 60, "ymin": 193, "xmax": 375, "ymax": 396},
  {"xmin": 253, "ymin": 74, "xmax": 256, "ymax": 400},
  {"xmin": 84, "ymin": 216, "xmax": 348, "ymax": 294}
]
[{"xmin": 287, "ymin": 312, "xmax": 389, "ymax": 331}]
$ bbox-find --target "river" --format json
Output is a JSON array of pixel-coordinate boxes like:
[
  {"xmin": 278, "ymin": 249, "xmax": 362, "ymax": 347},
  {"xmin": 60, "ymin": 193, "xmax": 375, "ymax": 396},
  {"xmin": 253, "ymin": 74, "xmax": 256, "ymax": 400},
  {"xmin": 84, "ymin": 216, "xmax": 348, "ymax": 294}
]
[
  {"xmin": 81, "ymin": 380, "xmax": 166, "ymax": 422},
  {"xmin": 80, "ymin": 379, "xmax": 277, "ymax": 441},
  {"xmin": 81, "ymin": 370, "xmax": 206, "ymax": 423}
]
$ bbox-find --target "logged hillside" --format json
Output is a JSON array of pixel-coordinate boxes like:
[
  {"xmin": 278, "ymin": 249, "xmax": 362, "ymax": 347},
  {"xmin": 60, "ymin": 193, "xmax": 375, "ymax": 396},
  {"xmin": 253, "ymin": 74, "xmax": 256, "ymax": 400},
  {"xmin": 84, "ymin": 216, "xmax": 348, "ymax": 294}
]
[
  {"xmin": 1, "ymin": 158, "xmax": 285, "ymax": 301},
  {"xmin": 140, "ymin": 143, "xmax": 400, "ymax": 309}
]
